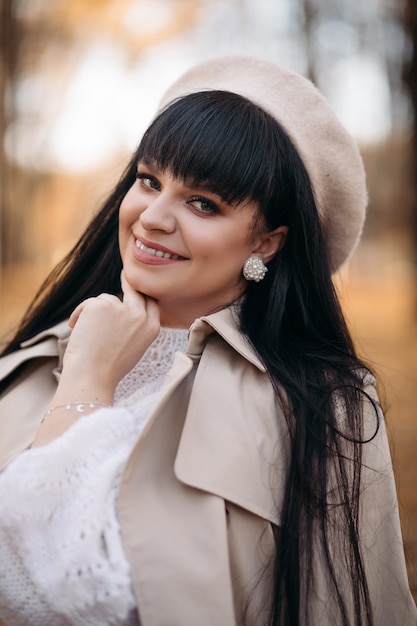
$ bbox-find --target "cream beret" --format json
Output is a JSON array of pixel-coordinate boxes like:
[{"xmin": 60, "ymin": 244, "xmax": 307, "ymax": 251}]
[{"xmin": 158, "ymin": 55, "xmax": 367, "ymax": 272}]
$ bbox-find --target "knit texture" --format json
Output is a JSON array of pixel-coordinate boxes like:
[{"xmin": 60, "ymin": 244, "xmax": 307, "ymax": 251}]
[
  {"xmin": 114, "ymin": 326, "xmax": 188, "ymax": 407},
  {"xmin": 0, "ymin": 327, "xmax": 188, "ymax": 626}
]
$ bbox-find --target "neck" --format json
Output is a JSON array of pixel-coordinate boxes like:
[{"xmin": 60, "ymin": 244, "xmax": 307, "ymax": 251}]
[
  {"xmin": 158, "ymin": 300, "xmax": 234, "ymax": 329},
  {"xmin": 158, "ymin": 306, "xmax": 198, "ymax": 329}
]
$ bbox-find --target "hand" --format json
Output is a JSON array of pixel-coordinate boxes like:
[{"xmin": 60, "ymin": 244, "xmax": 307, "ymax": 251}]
[
  {"xmin": 60, "ymin": 271, "xmax": 160, "ymax": 399},
  {"xmin": 31, "ymin": 273, "xmax": 160, "ymax": 447}
]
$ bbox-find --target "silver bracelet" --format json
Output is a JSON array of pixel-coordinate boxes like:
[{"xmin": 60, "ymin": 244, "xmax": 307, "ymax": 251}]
[{"xmin": 42, "ymin": 402, "xmax": 111, "ymax": 422}]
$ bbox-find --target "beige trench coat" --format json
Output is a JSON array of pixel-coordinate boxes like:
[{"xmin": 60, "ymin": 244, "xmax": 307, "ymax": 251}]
[{"xmin": 0, "ymin": 307, "xmax": 416, "ymax": 625}]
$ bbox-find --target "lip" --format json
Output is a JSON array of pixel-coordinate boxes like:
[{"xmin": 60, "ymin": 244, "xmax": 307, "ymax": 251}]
[{"xmin": 132, "ymin": 234, "xmax": 187, "ymax": 265}]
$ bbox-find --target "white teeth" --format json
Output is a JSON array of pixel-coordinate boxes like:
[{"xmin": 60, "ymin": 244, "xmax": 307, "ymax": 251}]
[{"xmin": 135, "ymin": 239, "xmax": 179, "ymax": 260}]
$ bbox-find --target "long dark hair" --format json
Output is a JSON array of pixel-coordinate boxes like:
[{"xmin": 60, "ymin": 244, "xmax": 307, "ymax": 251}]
[{"xmin": 2, "ymin": 91, "xmax": 378, "ymax": 625}]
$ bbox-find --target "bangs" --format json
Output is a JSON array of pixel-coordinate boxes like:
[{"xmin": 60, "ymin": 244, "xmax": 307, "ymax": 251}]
[{"xmin": 136, "ymin": 90, "xmax": 283, "ymax": 209}]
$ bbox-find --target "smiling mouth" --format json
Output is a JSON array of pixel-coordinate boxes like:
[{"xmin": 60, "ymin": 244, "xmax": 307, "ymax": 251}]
[{"xmin": 135, "ymin": 239, "xmax": 184, "ymax": 260}]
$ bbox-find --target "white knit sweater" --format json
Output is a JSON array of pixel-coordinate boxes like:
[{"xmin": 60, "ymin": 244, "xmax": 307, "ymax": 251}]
[{"xmin": 0, "ymin": 327, "xmax": 188, "ymax": 626}]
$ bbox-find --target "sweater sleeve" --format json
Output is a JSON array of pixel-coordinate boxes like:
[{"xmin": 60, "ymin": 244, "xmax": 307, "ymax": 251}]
[{"xmin": 0, "ymin": 404, "xmax": 145, "ymax": 626}]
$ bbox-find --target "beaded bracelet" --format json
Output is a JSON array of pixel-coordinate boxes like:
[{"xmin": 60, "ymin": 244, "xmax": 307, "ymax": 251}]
[{"xmin": 42, "ymin": 402, "xmax": 111, "ymax": 422}]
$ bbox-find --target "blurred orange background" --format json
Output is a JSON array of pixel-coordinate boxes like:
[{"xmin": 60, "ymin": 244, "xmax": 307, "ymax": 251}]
[{"xmin": 1, "ymin": 0, "xmax": 416, "ymax": 602}]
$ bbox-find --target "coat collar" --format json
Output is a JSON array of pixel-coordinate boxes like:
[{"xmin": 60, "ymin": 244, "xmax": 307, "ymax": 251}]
[
  {"xmin": 19, "ymin": 320, "xmax": 71, "ymax": 348},
  {"xmin": 187, "ymin": 306, "xmax": 266, "ymax": 372},
  {"xmin": 0, "ymin": 321, "xmax": 70, "ymax": 383}
]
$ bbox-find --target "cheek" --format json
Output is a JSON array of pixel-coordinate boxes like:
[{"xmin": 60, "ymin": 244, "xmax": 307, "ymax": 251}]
[
  {"xmin": 119, "ymin": 194, "xmax": 140, "ymax": 240},
  {"xmin": 119, "ymin": 195, "xmax": 133, "ymax": 226},
  {"xmin": 191, "ymin": 222, "xmax": 252, "ymax": 257}
]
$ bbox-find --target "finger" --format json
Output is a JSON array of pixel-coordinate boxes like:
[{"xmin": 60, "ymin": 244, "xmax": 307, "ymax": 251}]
[
  {"xmin": 96, "ymin": 293, "xmax": 121, "ymax": 304},
  {"xmin": 68, "ymin": 299, "xmax": 90, "ymax": 328},
  {"xmin": 120, "ymin": 271, "xmax": 146, "ymax": 307},
  {"xmin": 68, "ymin": 295, "xmax": 116, "ymax": 327},
  {"xmin": 121, "ymin": 271, "xmax": 160, "ymax": 327},
  {"xmin": 145, "ymin": 296, "xmax": 160, "ymax": 322}
]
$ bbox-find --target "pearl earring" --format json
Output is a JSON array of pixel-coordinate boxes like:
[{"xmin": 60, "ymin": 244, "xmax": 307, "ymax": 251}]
[{"xmin": 242, "ymin": 256, "xmax": 268, "ymax": 282}]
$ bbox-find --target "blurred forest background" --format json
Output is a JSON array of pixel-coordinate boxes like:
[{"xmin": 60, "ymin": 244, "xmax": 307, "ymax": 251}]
[{"xmin": 1, "ymin": 0, "xmax": 417, "ymax": 600}]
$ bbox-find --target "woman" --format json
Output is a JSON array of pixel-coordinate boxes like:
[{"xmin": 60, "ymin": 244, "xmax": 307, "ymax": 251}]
[{"xmin": 0, "ymin": 56, "xmax": 415, "ymax": 626}]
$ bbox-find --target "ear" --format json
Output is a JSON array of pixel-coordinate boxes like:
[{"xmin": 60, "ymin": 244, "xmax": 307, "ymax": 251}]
[{"xmin": 252, "ymin": 226, "xmax": 288, "ymax": 264}]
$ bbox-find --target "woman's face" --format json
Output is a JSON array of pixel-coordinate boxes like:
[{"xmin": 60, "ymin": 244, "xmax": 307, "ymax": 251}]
[{"xmin": 118, "ymin": 163, "xmax": 282, "ymax": 327}]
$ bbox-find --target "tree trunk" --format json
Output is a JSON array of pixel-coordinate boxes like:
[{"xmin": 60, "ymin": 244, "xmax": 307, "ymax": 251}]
[
  {"xmin": 403, "ymin": 0, "xmax": 417, "ymax": 273},
  {"xmin": 0, "ymin": 0, "xmax": 18, "ymax": 265}
]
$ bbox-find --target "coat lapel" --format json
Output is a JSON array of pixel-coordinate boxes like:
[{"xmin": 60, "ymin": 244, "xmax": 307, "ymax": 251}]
[{"xmin": 176, "ymin": 332, "xmax": 287, "ymax": 525}]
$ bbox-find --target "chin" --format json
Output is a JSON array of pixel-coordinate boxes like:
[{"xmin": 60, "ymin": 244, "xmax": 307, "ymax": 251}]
[{"xmin": 123, "ymin": 268, "xmax": 151, "ymax": 295}]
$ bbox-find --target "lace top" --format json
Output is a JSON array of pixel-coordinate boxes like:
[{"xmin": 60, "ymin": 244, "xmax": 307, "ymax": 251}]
[
  {"xmin": 0, "ymin": 327, "xmax": 188, "ymax": 626},
  {"xmin": 113, "ymin": 326, "xmax": 188, "ymax": 408}
]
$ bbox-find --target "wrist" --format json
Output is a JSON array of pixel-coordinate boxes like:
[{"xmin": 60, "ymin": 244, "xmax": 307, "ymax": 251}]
[
  {"xmin": 32, "ymin": 400, "xmax": 112, "ymax": 448},
  {"xmin": 43, "ymin": 401, "xmax": 111, "ymax": 422},
  {"xmin": 54, "ymin": 373, "xmax": 115, "ymax": 408}
]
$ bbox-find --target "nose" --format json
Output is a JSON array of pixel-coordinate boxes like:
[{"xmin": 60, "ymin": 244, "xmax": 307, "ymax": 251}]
[{"xmin": 139, "ymin": 191, "xmax": 176, "ymax": 233}]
